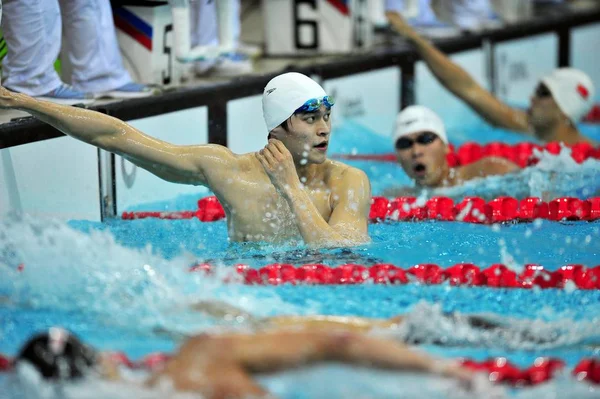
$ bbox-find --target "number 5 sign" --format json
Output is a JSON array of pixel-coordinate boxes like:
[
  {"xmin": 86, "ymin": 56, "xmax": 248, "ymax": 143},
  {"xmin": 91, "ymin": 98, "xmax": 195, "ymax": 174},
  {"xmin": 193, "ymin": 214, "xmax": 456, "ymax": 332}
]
[{"xmin": 264, "ymin": 0, "xmax": 372, "ymax": 55}]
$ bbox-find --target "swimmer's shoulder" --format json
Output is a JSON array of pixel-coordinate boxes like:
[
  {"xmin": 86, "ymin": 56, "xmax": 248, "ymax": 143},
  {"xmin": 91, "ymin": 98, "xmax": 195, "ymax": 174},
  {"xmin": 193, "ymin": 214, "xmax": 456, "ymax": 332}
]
[
  {"xmin": 326, "ymin": 160, "xmax": 369, "ymax": 183},
  {"xmin": 235, "ymin": 152, "xmax": 265, "ymax": 174},
  {"xmin": 578, "ymin": 134, "xmax": 598, "ymax": 147},
  {"xmin": 458, "ymin": 156, "xmax": 519, "ymax": 180}
]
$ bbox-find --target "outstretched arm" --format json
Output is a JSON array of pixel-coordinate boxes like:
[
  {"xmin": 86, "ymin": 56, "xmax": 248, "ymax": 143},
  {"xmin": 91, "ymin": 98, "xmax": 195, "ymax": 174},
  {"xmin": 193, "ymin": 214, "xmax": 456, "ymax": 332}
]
[
  {"xmin": 155, "ymin": 331, "xmax": 471, "ymax": 398},
  {"xmin": 0, "ymin": 87, "xmax": 237, "ymax": 186},
  {"xmin": 226, "ymin": 331, "xmax": 473, "ymax": 383},
  {"xmin": 386, "ymin": 11, "xmax": 530, "ymax": 133}
]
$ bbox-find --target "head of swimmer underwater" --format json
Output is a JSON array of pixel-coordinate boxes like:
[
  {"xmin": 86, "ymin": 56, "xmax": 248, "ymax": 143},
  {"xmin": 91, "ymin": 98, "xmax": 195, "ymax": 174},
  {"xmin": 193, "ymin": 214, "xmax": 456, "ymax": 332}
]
[
  {"xmin": 262, "ymin": 72, "xmax": 333, "ymax": 165},
  {"xmin": 393, "ymin": 106, "xmax": 451, "ymax": 187},
  {"xmin": 528, "ymin": 68, "xmax": 595, "ymax": 140},
  {"xmin": 15, "ymin": 327, "xmax": 112, "ymax": 382}
]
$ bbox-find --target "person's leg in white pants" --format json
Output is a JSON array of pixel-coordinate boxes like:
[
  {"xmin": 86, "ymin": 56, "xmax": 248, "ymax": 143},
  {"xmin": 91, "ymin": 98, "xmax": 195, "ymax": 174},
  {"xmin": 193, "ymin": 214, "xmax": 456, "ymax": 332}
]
[
  {"xmin": 438, "ymin": 0, "xmax": 495, "ymax": 30},
  {"xmin": 190, "ymin": 0, "xmax": 219, "ymax": 74},
  {"xmin": 1, "ymin": 0, "xmax": 64, "ymax": 96},
  {"xmin": 59, "ymin": 0, "xmax": 132, "ymax": 93},
  {"xmin": 385, "ymin": 0, "xmax": 437, "ymax": 24},
  {"xmin": 191, "ymin": 0, "xmax": 249, "ymax": 76}
]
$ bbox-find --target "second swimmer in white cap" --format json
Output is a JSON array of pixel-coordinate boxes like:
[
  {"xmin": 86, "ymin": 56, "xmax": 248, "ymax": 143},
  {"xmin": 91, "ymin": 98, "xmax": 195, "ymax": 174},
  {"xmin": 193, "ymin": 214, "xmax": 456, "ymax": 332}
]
[
  {"xmin": 387, "ymin": 11, "xmax": 597, "ymax": 145},
  {"xmin": 387, "ymin": 105, "xmax": 518, "ymax": 192}
]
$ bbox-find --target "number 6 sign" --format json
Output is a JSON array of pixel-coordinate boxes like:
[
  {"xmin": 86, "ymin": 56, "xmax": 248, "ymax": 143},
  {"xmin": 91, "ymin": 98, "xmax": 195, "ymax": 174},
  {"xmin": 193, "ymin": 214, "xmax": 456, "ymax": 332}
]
[{"xmin": 264, "ymin": 0, "xmax": 373, "ymax": 55}]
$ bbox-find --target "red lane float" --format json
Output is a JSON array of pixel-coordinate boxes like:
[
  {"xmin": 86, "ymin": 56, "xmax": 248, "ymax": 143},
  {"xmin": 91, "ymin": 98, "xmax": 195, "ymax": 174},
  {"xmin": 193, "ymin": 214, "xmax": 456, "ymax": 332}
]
[
  {"xmin": 372, "ymin": 196, "xmax": 600, "ymax": 223},
  {"xmin": 122, "ymin": 195, "xmax": 600, "ymax": 224},
  {"xmin": 0, "ymin": 354, "xmax": 11, "ymax": 371},
  {"xmin": 0, "ymin": 351, "xmax": 598, "ymax": 387},
  {"xmin": 189, "ymin": 262, "xmax": 600, "ymax": 289},
  {"xmin": 332, "ymin": 141, "xmax": 600, "ymax": 167}
]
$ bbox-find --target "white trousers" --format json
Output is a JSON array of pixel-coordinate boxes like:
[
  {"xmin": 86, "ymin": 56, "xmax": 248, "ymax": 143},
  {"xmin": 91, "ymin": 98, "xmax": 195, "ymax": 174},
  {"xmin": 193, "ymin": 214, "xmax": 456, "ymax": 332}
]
[
  {"xmin": 385, "ymin": 0, "xmax": 437, "ymax": 23},
  {"xmin": 189, "ymin": 0, "xmax": 240, "ymax": 47},
  {"xmin": 385, "ymin": 0, "xmax": 494, "ymax": 27},
  {"xmin": 1, "ymin": 0, "xmax": 131, "ymax": 95}
]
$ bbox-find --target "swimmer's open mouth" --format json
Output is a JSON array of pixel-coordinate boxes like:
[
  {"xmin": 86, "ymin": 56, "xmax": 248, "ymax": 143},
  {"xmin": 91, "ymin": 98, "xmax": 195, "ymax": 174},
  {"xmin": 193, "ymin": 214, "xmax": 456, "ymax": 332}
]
[
  {"xmin": 314, "ymin": 142, "xmax": 328, "ymax": 151},
  {"xmin": 413, "ymin": 163, "xmax": 426, "ymax": 176}
]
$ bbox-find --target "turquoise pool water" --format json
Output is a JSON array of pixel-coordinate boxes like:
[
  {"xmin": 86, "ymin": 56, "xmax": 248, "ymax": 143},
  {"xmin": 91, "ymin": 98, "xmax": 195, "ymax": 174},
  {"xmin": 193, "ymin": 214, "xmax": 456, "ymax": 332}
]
[{"xmin": 0, "ymin": 121, "xmax": 599, "ymax": 398}]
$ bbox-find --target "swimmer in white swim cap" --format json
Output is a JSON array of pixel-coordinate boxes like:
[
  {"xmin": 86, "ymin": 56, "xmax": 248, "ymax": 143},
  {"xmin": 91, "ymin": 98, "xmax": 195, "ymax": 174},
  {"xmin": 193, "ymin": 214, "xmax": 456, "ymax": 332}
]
[
  {"xmin": 0, "ymin": 73, "xmax": 370, "ymax": 247},
  {"xmin": 14, "ymin": 326, "xmax": 475, "ymax": 397},
  {"xmin": 386, "ymin": 105, "xmax": 518, "ymax": 192},
  {"xmin": 386, "ymin": 11, "xmax": 597, "ymax": 145}
]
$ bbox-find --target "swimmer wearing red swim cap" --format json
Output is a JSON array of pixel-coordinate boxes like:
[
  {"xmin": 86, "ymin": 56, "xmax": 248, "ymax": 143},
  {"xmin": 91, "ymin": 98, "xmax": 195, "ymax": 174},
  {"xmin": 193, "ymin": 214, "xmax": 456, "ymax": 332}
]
[
  {"xmin": 14, "ymin": 327, "xmax": 474, "ymax": 397},
  {"xmin": 386, "ymin": 105, "xmax": 519, "ymax": 193},
  {"xmin": 386, "ymin": 11, "xmax": 597, "ymax": 146},
  {"xmin": 0, "ymin": 74, "xmax": 370, "ymax": 247}
]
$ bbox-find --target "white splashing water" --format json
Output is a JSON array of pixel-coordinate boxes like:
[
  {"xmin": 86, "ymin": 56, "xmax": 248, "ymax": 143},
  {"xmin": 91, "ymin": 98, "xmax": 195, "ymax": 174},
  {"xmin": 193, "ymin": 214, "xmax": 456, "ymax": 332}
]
[
  {"xmin": 1, "ymin": 217, "xmax": 598, "ymax": 399},
  {"xmin": 0, "ymin": 215, "xmax": 308, "ymax": 337},
  {"xmin": 1, "ymin": 360, "xmax": 509, "ymax": 399},
  {"xmin": 373, "ymin": 302, "xmax": 600, "ymax": 350},
  {"xmin": 434, "ymin": 147, "xmax": 600, "ymax": 201}
]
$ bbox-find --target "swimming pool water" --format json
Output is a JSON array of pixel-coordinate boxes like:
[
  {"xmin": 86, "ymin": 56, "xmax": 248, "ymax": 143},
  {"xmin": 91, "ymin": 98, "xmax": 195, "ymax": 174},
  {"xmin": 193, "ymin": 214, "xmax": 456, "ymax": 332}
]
[{"xmin": 1, "ymin": 121, "xmax": 599, "ymax": 398}]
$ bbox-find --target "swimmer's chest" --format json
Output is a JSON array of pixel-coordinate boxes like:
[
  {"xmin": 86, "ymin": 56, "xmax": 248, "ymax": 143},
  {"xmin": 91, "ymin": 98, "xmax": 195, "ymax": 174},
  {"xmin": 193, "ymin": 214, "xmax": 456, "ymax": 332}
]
[{"xmin": 224, "ymin": 182, "xmax": 333, "ymax": 226}]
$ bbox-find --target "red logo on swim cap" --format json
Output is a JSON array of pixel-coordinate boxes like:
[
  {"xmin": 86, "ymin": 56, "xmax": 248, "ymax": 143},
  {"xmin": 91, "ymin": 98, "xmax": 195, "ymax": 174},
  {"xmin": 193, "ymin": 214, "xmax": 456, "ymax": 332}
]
[{"xmin": 577, "ymin": 84, "xmax": 589, "ymax": 99}]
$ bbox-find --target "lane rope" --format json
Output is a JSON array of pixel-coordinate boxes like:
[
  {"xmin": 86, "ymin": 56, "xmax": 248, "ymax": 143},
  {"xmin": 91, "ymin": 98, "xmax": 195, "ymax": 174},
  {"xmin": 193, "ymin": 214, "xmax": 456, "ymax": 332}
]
[
  {"xmin": 186, "ymin": 263, "xmax": 600, "ymax": 289},
  {"xmin": 121, "ymin": 195, "xmax": 600, "ymax": 223}
]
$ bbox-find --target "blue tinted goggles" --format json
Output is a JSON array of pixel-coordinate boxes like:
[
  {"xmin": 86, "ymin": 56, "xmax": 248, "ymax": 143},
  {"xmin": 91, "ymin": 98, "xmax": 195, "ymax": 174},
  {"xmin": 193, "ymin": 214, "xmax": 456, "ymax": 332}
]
[{"xmin": 295, "ymin": 96, "xmax": 335, "ymax": 113}]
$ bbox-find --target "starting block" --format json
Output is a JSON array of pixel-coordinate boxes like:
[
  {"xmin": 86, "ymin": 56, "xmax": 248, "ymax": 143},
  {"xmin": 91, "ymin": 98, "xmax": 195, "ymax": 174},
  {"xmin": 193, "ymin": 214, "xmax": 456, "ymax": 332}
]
[
  {"xmin": 112, "ymin": 0, "xmax": 254, "ymax": 86},
  {"xmin": 113, "ymin": 3, "xmax": 184, "ymax": 86}
]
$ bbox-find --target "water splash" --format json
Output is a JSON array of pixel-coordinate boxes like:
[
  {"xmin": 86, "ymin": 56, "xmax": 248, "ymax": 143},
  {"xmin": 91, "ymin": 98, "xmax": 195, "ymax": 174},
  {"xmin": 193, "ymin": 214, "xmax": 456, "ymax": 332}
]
[
  {"xmin": 374, "ymin": 302, "xmax": 600, "ymax": 350},
  {"xmin": 0, "ymin": 215, "xmax": 307, "ymax": 338}
]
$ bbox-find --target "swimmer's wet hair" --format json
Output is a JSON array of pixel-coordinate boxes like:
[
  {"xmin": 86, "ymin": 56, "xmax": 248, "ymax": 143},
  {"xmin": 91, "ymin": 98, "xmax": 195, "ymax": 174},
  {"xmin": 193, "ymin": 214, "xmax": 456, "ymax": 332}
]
[{"xmin": 17, "ymin": 329, "xmax": 97, "ymax": 380}]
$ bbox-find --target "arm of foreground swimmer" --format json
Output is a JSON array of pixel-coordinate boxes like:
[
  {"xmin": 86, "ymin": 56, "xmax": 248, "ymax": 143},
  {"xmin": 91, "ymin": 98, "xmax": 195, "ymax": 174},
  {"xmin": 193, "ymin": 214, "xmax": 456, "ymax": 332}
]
[
  {"xmin": 385, "ymin": 11, "xmax": 530, "ymax": 133},
  {"xmin": 285, "ymin": 168, "xmax": 371, "ymax": 247},
  {"xmin": 5, "ymin": 90, "xmax": 236, "ymax": 185},
  {"xmin": 325, "ymin": 333, "xmax": 469, "ymax": 380},
  {"xmin": 267, "ymin": 315, "xmax": 395, "ymax": 332},
  {"xmin": 231, "ymin": 331, "xmax": 472, "ymax": 383}
]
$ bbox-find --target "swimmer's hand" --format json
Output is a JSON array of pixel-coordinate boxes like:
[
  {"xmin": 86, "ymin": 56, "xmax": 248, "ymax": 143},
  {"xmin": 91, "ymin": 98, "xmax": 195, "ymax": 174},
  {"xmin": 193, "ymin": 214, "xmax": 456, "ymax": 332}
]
[
  {"xmin": 431, "ymin": 360, "xmax": 476, "ymax": 389},
  {"xmin": 0, "ymin": 85, "xmax": 21, "ymax": 109},
  {"xmin": 256, "ymin": 139, "xmax": 302, "ymax": 195}
]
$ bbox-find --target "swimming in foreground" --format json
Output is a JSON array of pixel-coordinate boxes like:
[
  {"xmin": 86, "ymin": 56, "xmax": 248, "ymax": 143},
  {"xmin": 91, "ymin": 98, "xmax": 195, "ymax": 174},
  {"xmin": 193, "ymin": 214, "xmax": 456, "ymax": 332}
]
[
  {"xmin": 14, "ymin": 327, "xmax": 474, "ymax": 398},
  {"xmin": 192, "ymin": 300, "xmax": 568, "ymax": 349},
  {"xmin": 0, "ymin": 73, "xmax": 370, "ymax": 247},
  {"xmin": 384, "ymin": 105, "xmax": 519, "ymax": 195},
  {"xmin": 386, "ymin": 11, "xmax": 597, "ymax": 145}
]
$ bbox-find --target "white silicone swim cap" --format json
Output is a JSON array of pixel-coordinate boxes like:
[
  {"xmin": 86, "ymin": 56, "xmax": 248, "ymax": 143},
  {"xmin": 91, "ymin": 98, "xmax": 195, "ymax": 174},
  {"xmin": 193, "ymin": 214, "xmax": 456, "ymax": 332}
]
[
  {"xmin": 262, "ymin": 72, "xmax": 327, "ymax": 132},
  {"xmin": 541, "ymin": 68, "xmax": 595, "ymax": 124},
  {"xmin": 392, "ymin": 105, "xmax": 448, "ymax": 145}
]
